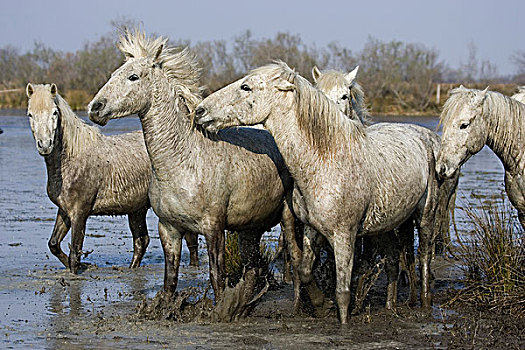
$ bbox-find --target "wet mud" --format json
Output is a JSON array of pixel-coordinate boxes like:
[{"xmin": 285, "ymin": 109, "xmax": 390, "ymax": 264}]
[{"xmin": 1, "ymin": 113, "xmax": 522, "ymax": 348}]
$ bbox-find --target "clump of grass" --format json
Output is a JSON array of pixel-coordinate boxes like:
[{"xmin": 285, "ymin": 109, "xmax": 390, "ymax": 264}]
[
  {"xmin": 224, "ymin": 231, "xmax": 275, "ymax": 287},
  {"xmin": 447, "ymin": 199, "xmax": 525, "ymax": 317}
]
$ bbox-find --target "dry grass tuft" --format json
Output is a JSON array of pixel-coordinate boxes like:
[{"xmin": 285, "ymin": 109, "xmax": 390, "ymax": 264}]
[{"xmin": 446, "ymin": 199, "xmax": 525, "ymax": 317}]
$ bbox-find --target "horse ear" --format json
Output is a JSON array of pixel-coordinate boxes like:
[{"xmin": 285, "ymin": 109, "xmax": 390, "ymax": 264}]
[
  {"xmin": 477, "ymin": 86, "xmax": 489, "ymax": 105},
  {"xmin": 312, "ymin": 66, "xmax": 321, "ymax": 82},
  {"xmin": 50, "ymin": 83, "xmax": 57, "ymax": 97},
  {"xmin": 123, "ymin": 52, "xmax": 134, "ymax": 61},
  {"xmin": 26, "ymin": 83, "xmax": 34, "ymax": 98},
  {"xmin": 345, "ymin": 66, "xmax": 359, "ymax": 83},
  {"xmin": 275, "ymin": 80, "xmax": 296, "ymax": 92}
]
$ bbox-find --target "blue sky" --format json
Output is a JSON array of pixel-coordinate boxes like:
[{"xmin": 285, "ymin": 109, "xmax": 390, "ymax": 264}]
[{"xmin": 1, "ymin": 0, "xmax": 523, "ymax": 76}]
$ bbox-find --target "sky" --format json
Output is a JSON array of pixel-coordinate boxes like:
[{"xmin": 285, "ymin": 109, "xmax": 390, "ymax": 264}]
[{"xmin": 1, "ymin": 0, "xmax": 523, "ymax": 76}]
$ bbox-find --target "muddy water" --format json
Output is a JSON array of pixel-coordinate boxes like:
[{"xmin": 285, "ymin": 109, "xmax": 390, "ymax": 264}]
[{"xmin": 0, "ymin": 113, "xmax": 507, "ymax": 348}]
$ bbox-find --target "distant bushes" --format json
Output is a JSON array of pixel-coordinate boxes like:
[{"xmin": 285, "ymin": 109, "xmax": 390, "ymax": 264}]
[{"xmin": 0, "ymin": 25, "xmax": 521, "ymax": 113}]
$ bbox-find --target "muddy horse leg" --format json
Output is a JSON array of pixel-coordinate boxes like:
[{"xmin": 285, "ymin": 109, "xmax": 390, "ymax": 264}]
[
  {"xmin": 237, "ymin": 229, "xmax": 263, "ymax": 270},
  {"xmin": 398, "ymin": 219, "xmax": 417, "ymax": 306},
  {"xmin": 298, "ymin": 225, "xmax": 329, "ymax": 310},
  {"xmin": 205, "ymin": 229, "xmax": 226, "ymax": 301},
  {"xmin": 128, "ymin": 207, "xmax": 150, "ymax": 268},
  {"xmin": 279, "ymin": 202, "xmax": 303, "ymax": 312},
  {"xmin": 333, "ymin": 228, "xmax": 358, "ymax": 325},
  {"xmin": 519, "ymin": 210, "xmax": 525, "ymax": 230},
  {"xmin": 68, "ymin": 210, "xmax": 90, "ymax": 274},
  {"xmin": 383, "ymin": 231, "xmax": 401, "ymax": 310},
  {"xmin": 276, "ymin": 231, "xmax": 292, "ymax": 283},
  {"xmin": 158, "ymin": 220, "xmax": 183, "ymax": 295},
  {"xmin": 49, "ymin": 208, "xmax": 71, "ymax": 268},
  {"xmin": 184, "ymin": 232, "xmax": 199, "ymax": 267}
]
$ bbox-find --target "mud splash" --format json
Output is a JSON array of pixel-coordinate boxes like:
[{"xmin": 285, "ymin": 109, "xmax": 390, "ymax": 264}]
[{"xmin": 136, "ymin": 268, "xmax": 270, "ymax": 323}]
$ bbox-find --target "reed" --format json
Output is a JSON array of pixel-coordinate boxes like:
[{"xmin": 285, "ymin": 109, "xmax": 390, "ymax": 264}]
[{"xmin": 447, "ymin": 198, "xmax": 525, "ymax": 317}]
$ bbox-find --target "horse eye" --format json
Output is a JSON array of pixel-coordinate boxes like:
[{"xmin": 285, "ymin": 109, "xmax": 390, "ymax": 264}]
[
  {"xmin": 28, "ymin": 113, "xmax": 33, "ymax": 119},
  {"xmin": 460, "ymin": 122, "xmax": 470, "ymax": 130},
  {"xmin": 53, "ymin": 110, "xmax": 58, "ymax": 116},
  {"xmin": 240, "ymin": 84, "xmax": 252, "ymax": 92},
  {"xmin": 341, "ymin": 94, "xmax": 349, "ymax": 101},
  {"xmin": 128, "ymin": 74, "xmax": 140, "ymax": 81}
]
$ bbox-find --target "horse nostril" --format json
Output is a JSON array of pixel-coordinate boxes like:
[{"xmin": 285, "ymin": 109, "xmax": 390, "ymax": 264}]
[
  {"xmin": 37, "ymin": 140, "xmax": 43, "ymax": 149},
  {"xmin": 195, "ymin": 106, "xmax": 206, "ymax": 118},
  {"xmin": 438, "ymin": 164, "xmax": 447, "ymax": 176},
  {"xmin": 91, "ymin": 98, "xmax": 106, "ymax": 113}
]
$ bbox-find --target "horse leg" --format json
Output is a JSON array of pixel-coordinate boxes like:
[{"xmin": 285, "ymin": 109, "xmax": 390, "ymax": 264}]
[
  {"xmin": 333, "ymin": 228, "xmax": 358, "ymax": 325},
  {"xmin": 238, "ymin": 229, "xmax": 263, "ymax": 270},
  {"xmin": 68, "ymin": 210, "xmax": 90, "ymax": 274},
  {"xmin": 352, "ymin": 235, "xmax": 376, "ymax": 313},
  {"xmin": 158, "ymin": 220, "xmax": 183, "ymax": 295},
  {"xmin": 184, "ymin": 232, "xmax": 199, "ymax": 267},
  {"xmin": 204, "ymin": 229, "xmax": 226, "ymax": 301},
  {"xmin": 519, "ymin": 211, "xmax": 525, "ymax": 230},
  {"xmin": 383, "ymin": 231, "xmax": 400, "ymax": 311},
  {"xmin": 505, "ymin": 173, "xmax": 525, "ymax": 230},
  {"xmin": 298, "ymin": 225, "xmax": 328, "ymax": 310},
  {"xmin": 128, "ymin": 207, "xmax": 150, "ymax": 268},
  {"xmin": 434, "ymin": 175, "xmax": 458, "ymax": 256},
  {"xmin": 276, "ymin": 231, "xmax": 292, "ymax": 283},
  {"xmin": 398, "ymin": 219, "xmax": 417, "ymax": 306},
  {"xmin": 49, "ymin": 208, "xmax": 70, "ymax": 268},
  {"xmin": 417, "ymin": 181, "xmax": 438, "ymax": 308},
  {"xmin": 279, "ymin": 202, "xmax": 303, "ymax": 312}
]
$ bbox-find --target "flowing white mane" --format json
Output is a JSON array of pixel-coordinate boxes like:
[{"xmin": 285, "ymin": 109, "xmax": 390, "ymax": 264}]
[
  {"xmin": 251, "ymin": 62, "xmax": 365, "ymax": 157},
  {"xmin": 118, "ymin": 29, "xmax": 203, "ymax": 111},
  {"xmin": 55, "ymin": 93, "xmax": 102, "ymax": 158}
]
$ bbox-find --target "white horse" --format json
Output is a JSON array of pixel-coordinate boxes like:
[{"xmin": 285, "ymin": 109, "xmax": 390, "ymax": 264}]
[
  {"xmin": 87, "ymin": 31, "xmax": 299, "ymax": 305},
  {"xmin": 195, "ymin": 61, "xmax": 439, "ymax": 324},
  {"xmin": 312, "ymin": 64, "xmax": 459, "ymax": 269},
  {"xmin": 437, "ymin": 86, "xmax": 525, "ymax": 229}
]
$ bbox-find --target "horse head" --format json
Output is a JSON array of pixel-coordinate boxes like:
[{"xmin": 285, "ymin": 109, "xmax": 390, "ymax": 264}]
[
  {"xmin": 26, "ymin": 83, "xmax": 59, "ymax": 156},
  {"xmin": 436, "ymin": 87, "xmax": 489, "ymax": 178}
]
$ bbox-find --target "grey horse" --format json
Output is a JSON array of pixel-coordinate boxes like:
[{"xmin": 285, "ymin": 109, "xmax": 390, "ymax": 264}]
[
  {"xmin": 87, "ymin": 30, "xmax": 299, "ymax": 303},
  {"xmin": 26, "ymin": 83, "xmax": 199, "ymax": 272},
  {"xmin": 194, "ymin": 62, "xmax": 439, "ymax": 324}
]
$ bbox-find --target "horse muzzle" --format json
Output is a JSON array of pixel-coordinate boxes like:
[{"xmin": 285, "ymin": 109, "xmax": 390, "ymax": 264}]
[
  {"xmin": 88, "ymin": 98, "xmax": 110, "ymax": 126},
  {"xmin": 36, "ymin": 139, "xmax": 53, "ymax": 156},
  {"xmin": 436, "ymin": 162, "xmax": 456, "ymax": 179},
  {"xmin": 194, "ymin": 106, "xmax": 219, "ymax": 132}
]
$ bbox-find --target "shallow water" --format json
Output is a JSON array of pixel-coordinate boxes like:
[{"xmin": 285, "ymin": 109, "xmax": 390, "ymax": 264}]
[{"xmin": 0, "ymin": 113, "xmax": 509, "ymax": 348}]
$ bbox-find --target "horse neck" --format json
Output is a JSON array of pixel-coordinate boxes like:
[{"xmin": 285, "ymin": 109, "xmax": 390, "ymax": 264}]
[
  {"xmin": 139, "ymin": 75, "xmax": 203, "ymax": 177},
  {"xmin": 57, "ymin": 101, "xmax": 99, "ymax": 159},
  {"xmin": 264, "ymin": 100, "xmax": 364, "ymax": 191},
  {"xmin": 43, "ymin": 123, "xmax": 65, "ymax": 186},
  {"xmin": 484, "ymin": 97, "xmax": 525, "ymax": 173}
]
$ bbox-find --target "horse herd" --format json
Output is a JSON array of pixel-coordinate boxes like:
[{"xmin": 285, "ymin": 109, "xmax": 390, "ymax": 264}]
[{"xmin": 25, "ymin": 29, "xmax": 525, "ymax": 325}]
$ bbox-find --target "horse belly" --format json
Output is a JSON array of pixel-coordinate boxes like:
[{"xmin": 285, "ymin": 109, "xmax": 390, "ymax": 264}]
[
  {"xmin": 225, "ymin": 181, "xmax": 284, "ymax": 231},
  {"xmin": 361, "ymin": 169, "xmax": 428, "ymax": 235}
]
